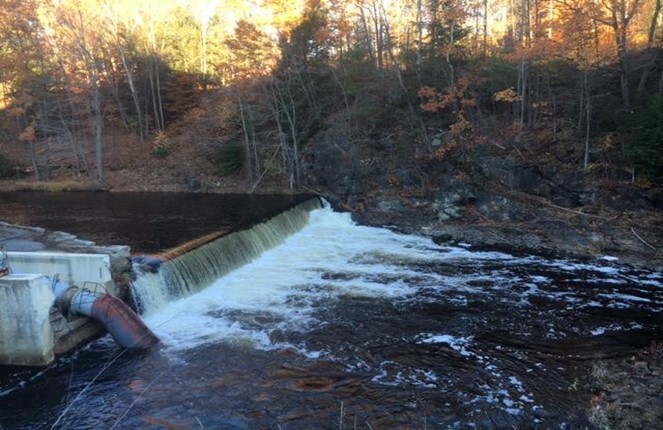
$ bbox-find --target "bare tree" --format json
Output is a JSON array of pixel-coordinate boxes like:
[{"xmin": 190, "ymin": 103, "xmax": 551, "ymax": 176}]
[
  {"xmin": 74, "ymin": 12, "xmax": 105, "ymax": 181},
  {"xmin": 636, "ymin": 0, "xmax": 662, "ymax": 101},
  {"xmin": 593, "ymin": 0, "xmax": 642, "ymax": 108},
  {"xmin": 103, "ymin": 1, "xmax": 146, "ymax": 139}
]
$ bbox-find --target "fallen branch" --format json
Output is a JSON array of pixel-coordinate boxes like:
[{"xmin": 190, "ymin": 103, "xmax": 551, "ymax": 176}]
[
  {"xmin": 249, "ymin": 168, "xmax": 268, "ymax": 194},
  {"xmin": 631, "ymin": 227, "xmax": 658, "ymax": 251},
  {"xmin": 546, "ymin": 202, "xmax": 611, "ymax": 220}
]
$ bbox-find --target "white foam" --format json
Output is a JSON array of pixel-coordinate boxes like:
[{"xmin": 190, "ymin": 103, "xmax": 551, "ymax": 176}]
[
  {"xmin": 144, "ymin": 207, "xmax": 452, "ymax": 352},
  {"xmin": 140, "ymin": 206, "xmax": 663, "ymax": 358},
  {"xmin": 419, "ymin": 334, "xmax": 477, "ymax": 358}
]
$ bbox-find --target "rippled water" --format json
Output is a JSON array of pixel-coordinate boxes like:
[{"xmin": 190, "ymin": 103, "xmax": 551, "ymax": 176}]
[{"xmin": 1, "ymin": 206, "xmax": 662, "ymax": 429}]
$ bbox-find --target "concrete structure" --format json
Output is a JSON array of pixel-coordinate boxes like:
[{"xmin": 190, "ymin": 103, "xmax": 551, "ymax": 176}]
[
  {"xmin": 0, "ymin": 274, "xmax": 55, "ymax": 366},
  {"xmin": 0, "ymin": 251, "xmax": 158, "ymax": 366},
  {"xmin": 0, "ymin": 225, "xmax": 147, "ymax": 366},
  {"xmin": 6, "ymin": 251, "xmax": 116, "ymax": 296},
  {"xmin": 0, "ymin": 252, "xmax": 113, "ymax": 366}
]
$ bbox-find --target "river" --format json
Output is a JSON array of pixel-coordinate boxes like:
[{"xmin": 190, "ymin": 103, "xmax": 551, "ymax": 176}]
[{"xmin": 0, "ymin": 194, "xmax": 661, "ymax": 429}]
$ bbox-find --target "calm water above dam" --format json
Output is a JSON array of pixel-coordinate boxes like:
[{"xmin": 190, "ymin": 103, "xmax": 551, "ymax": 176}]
[
  {"xmin": 0, "ymin": 194, "xmax": 662, "ymax": 429},
  {"xmin": 0, "ymin": 191, "xmax": 310, "ymax": 253}
]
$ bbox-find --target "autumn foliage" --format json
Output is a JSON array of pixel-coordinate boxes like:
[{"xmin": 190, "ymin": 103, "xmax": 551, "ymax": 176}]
[{"xmin": 0, "ymin": 0, "xmax": 661, "ymax": 185}]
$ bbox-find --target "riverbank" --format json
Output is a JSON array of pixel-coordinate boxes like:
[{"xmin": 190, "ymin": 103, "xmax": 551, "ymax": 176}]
[{"xmin": 354, "ymin": 192, "xmax": 663, "ymax": 272}]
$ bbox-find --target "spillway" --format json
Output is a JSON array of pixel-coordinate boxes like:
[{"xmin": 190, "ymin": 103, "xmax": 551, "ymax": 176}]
[{"xmin": 132, "ymin": 197, "xmax": 322, "ymax": 314}]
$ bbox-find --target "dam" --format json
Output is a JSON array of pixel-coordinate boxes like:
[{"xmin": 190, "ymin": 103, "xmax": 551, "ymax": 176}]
[{"xmin": 0, "ymin": 192, "xmax": 318, "ymax": 366}]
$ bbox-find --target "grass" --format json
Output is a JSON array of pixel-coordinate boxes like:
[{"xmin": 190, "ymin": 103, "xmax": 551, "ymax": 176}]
[
  {"xmin": 0, "ymin": 179, "xmax": 105, "ymax": 192},
  {"xmin": 590, "ymin": 360, "xmax": 612, "ymax": 387},
  {"xmin": 587, "ymin": 405, "xmax": 611, "ymax": 430}
]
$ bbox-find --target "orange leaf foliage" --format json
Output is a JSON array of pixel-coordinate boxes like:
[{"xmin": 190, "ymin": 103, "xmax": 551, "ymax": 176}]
[{"xmin": 18, "ymin": 122, "xmax": 36, "ymax": 141}]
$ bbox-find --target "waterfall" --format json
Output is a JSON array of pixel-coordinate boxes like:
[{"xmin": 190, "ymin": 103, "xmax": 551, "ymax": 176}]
[{"xmin": 132, "ymin": 197, "xmax": 322, "ymax": 314}]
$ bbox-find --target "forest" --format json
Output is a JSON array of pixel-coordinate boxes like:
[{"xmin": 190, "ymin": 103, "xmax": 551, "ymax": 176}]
[{"xmin": 0, "ymin": 0, "xmax": 661, "ymax": 191}]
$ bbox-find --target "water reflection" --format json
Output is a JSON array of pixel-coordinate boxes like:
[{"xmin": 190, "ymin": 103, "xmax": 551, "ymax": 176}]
[{"xmin": 0, "ymin": 192, "xmax": 310, "ymax": 253}]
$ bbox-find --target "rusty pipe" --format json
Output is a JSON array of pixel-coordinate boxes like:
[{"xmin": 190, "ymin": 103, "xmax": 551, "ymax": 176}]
[{"xmin": 53, "ymin": 280, "xmax": 160, "ymax": 349}]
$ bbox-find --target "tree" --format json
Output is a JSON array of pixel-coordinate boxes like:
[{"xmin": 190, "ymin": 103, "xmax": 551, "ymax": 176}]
[
  {"xmin": 269, "ymin": 3, "xmax": 331, "ymax": 189},
  {"xmin": 102, "ymin": 0, "xmax": 146, "ymax": 139},
  {"xmin": 591, "ymin": 0, "xmax": 643, "ymax": 108},
  {"xmin": 190, "ymin": 0, "xmax": 221, "ymax": 89},
  {"xmin": 625, "ymin": 95, "xmax": 663, "ymax": 181},
  {"xmin": 53, "ymin": 1, "xmax": 109, "ymax": 181},
  {"xmin": 221, "ymin": 21, "xmax": 277, "ymax": 183},
  {"xmin": 635, "ymin": 0, "xmax": 662, "ymax": 102},
  {"xmin": 419, "ymin": 77, "xmax": 477, "ymax": 160}
]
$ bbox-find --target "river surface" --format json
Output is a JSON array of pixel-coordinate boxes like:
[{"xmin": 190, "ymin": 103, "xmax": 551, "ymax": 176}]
[
  {"xmin": 0, "ymin": 196, "xmax": 662, "ymax": 429},
  {"xmin": 0, "ymin": 191, "xmax": 311, "ymax": 253}
]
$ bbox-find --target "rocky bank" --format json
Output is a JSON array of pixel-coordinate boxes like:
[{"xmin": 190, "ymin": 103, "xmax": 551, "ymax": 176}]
[{"xmin": 302, "ymin": 129, "xmax": 662, "ymax": 271}]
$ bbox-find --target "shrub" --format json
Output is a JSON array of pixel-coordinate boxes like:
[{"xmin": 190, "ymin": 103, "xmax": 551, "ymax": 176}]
[
  {"xmin": 625, "ymin": 96, "xmax": 663, "ymax": 182},
  {"xmin": 151, "ymin": 131, "xmax": 172, "ymax": 158},
  {"xmin": 215, "ymin": 143, "xmax": 243, "ymax": 176},
  {"xmin": 0, "ymin": 154, "xmax": 16, "ymax": 178}
]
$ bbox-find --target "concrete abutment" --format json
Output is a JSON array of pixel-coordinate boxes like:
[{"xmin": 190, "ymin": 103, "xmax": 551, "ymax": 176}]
[{"xmin": 1, "ymin": 222, "xmax": 136, "ymax": 366}]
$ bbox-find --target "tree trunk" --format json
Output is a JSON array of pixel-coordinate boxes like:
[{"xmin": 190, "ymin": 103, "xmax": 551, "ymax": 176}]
[
  {"xmin": 28, "ymin": 140, "xmax": 40, "ymax": 181},
  {"xmin": 483, "ymin": 0, "xmax": 489, "ymax": 57},
  {"xmin": 89, "ymin": 65, "xmax": 104, "ymax": 182},
  {"xmin": 548, "ymin": 0, "xmax": 554, "ymax": 38},
  {"xmin": 417, "ymin": 0, "xmax": 423, "ymax": 72},
  {"xmin": 647, "ymin": 0, "xmax": 662, "ymax": 48},
  {"xmin": 616, "ymin": 28, "xmax": 631, "ymax": 108},
  {"xmin": 372, "ymin": 3, "xmax": 384, "ymax": 69},
  {"xmin": 148, "ymin": 59, "xmax": 162, "ymax": 131},
  {"xmin": 604, "ymin": 0, "xmax": 642, "ymax": 108},
  {"xmin": 119, "ymin": 45, "xmax": 145, "ymax": 139},
  {"xmin": 583, "ymin": 70, "xmax": 591, "ymax": 170},
  {"xmin": 635, "ymin": 0, "xmax": 662, "ymax": 102},
  {"xmin": 359, "ymin": 9, "xmax": 375, "ymax": 69},
  {"xmin": 446, "ymin": 20, "xmax": 456, "ymax": 88},
  {"xmin": 269, "ymin": 78, "xmax": 300, "ymax": 189},
  {"xmin": 73, "ymin": 9, "xmax": 104, "ymax": 182},
  {"xmin": 237, "ymin": 94, "xmax": 254, "ymax": 183},
  {"xmin": 518, "ymin": 60, "xmax": 527, "ymax": 124},
  {"xmin": 379, "ymin": 2, "xmax": 405, "ymax": 90},
  {"xmin": 155, "ymin": 61, "xmax": 165, "ymax": 129},
  {"xmin": 201, "ymin": 21, "xmax": 208, "ymax": 90}
]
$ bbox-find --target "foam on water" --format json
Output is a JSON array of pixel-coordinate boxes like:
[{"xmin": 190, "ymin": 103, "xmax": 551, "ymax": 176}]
[
  {"xmin": 141, "ymin": 206, "xmax": 663, "ymax": 354},
  {"xmin": 143, "ymin": 207, "xmax": 445, "ymax": 352}
]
